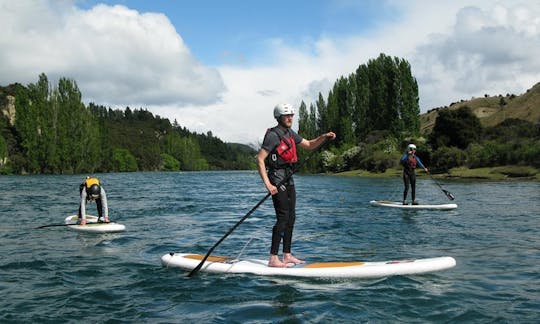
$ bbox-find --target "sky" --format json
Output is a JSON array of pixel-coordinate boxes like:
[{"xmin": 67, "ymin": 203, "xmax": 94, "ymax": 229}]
[{"xmin": 1, "ymin": 0, "xmax": 540, "ymax": 146}]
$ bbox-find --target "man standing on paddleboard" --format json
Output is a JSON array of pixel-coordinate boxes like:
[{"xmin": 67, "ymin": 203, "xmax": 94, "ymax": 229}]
[
  {"xmin": 78, "ymin": 176, "xmax": 109, "ymax": 225},
  {"xmin": 400, "ymin": 144, "xmax": 428, "ymax": 205},
  {"xmin": 257, "ymin": 103, "xmax": 336, "ymax": 268}
]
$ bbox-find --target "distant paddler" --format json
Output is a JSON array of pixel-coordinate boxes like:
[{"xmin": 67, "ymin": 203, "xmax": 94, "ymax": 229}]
[{"xmin": 400, "ymin": 144, "xmax": 428, "ymax": 205}]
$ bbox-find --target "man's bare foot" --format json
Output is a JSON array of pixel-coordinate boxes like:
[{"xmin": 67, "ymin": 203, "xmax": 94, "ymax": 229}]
[
  {"xmin": 283, "ymin": 253, "xmax": 305, "ymax": 265},
  {"xmin": 268, "ymin": 255, "xmax": 288, "ymax": 268}
]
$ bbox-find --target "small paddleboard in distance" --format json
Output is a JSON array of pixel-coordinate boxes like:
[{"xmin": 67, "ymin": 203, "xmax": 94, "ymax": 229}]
[
  {"xmin": 64, "ymin": 215, "xmax": 126, "ymax": 233},
  {"xmin": 161, "ymin": 253, "xmax": 456, "ymax": 278},
  {"xmin": 370, "ymin": 200, "xmax": 458, "ymax": 210}
]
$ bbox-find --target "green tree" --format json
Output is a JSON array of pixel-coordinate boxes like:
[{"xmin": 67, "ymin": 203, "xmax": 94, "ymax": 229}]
[
  {"xmin": 329, "ymin": 76, "xmax": 355, "ymax": 146},
  {"xmin": 397, "ymin": 59, "xmax": 420, "ymax": 136},
  {"xmin": 430, "ymin": 146, "xmax": 467, "ymax": 172},
  {"xmin": 316, "ymin": 93, "xmax": 328, "ymax": 135},
  {"xmin": 294, "ymin": 54, "xmax": 422, "ymax": 173},
  {"xmin": 26, "ymin": 73, "xmax": 58, "ymax": 173},
  {"xmin": 162, "ymin": 132, "xmax": 184, "ymax": 161},
  {"xmin": 14, "ymin": 82, "xmax": 40, "ymax": 173},
  {"xmin": 177, "ymin": 136, "xmax": 208, "ymax": 170},
  {"xmin": 429, "ymin": 106, "xmax": 482, "ymax": 150},
  {"xmin": 54, "ymin": 77, "xmax": 100, "ymax": 173},
  {"xmin": 160, "ymin": 153, "xmax": 180, "ymax": 171},
  {"xmin": 354, "ymin": 64, "xmax": 370, "ymax": 140},
  {"xmin": 298, "ymin": 101, "xmax": 309, "ymax": 137},
  {"xmin": 112, "ymin": 148, "xmax": 138, "ymax": 171},
  {"xmin": 298, "ymin": 101, "xmax": 317, "ymax": 140}
]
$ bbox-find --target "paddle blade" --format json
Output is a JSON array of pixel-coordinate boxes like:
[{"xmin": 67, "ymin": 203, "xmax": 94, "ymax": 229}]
[{"xmin": 443, "ymin": 190, "xmax": 455, "ymax": 200}]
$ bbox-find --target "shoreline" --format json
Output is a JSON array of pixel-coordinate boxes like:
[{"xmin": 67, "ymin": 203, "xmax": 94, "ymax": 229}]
[{"xmin": 334, "ymin": 165, "xmax": 540, "ymax": 181}]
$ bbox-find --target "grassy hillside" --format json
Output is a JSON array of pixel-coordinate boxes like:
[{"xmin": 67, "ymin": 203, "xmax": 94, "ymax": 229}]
[{"xmin": 421, "ymin": 82, "xmax": 540, "ymax": 134}]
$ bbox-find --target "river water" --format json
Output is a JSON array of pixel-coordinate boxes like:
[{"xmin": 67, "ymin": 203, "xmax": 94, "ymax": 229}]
[{"xmin": 1, "ymin": 171, "xmax": 539, "ymax": 323}]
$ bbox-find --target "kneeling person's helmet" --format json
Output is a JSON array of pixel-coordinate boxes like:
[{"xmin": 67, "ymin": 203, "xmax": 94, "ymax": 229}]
[{"xmin": 87, "ymin": 184, "xmax": 101, "ymax": 199}]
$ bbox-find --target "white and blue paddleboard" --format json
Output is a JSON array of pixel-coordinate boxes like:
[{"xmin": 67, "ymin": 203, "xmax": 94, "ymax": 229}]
[
  {"xmin": 161, "ymin": 253, "xmax": 456, "ymax": 279},
  {"xmin": 64, "ymin": 215, "xmax": 126, "ymax": 233},
  {"xmin": 370, "ymin": 200, "xmax": 458, "ymax": 210}
]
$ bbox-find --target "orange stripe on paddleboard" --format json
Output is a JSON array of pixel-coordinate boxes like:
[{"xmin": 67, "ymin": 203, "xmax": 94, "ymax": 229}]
[
  {"xmin": 303, "ymin": 262, "xmax": 364, "ymax": 268},
  {"xmin": 184, "ymin": 254, "xmax": 232, "ymax": 263}
]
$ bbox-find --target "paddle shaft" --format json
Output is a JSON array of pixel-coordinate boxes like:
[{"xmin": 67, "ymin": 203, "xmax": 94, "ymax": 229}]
[
  {"xmin": 426, "ymin": 171, "xmax": 455, "ymax": 200},
  {"xmin": 188, "ymin": 137, "xmax": 330, "ymax": 277},
  {"xmin": 37, "ymin": 223, "xmax": 75, "ymax": 229}
]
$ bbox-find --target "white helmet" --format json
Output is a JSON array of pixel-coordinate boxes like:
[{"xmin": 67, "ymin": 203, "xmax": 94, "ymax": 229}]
[
  {"xmin": 273, "ymin": 103, "xmax": 295, "ymax": 119},
  {"xmin": 407, "ymin": 144, "xmax": 417, "ymax": 151}
]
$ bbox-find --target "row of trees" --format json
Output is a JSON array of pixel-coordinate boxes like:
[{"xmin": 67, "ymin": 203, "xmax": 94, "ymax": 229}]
[
  {"xmin": 299, "ymin": 53, "xmax": 419, "ymax": 148},
  {"xmin": 297, "ymin": 53, "xmax": 421, "ymax": 172},
  {"xmin": 0, "ymin": 74, "xmax": 256, "ymax": 174},
  {"xmin": 2, "ymin": 53, "xmax": 537, "ymax": 175},
  {"xmin": 304, "ymin": 105, "xmax": 539, "ymax": 174},
  {"xmin": 294, "ymin": 54, "xmax": 539, "ymax": 174}
]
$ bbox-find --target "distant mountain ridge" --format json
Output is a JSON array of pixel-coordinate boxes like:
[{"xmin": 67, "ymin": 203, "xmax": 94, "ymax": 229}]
[{"xmin": 420, "ymin": 82, "xmax": 540, "ymax": 134}]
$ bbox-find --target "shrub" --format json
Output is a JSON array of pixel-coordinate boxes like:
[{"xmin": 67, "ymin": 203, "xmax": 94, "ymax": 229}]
[
  {"xmin": 160, "ymin": 153, "xmax": 180, "ymax": 171},
  {"xmin": 431, "ymin": 146, "xmax": 466, "ymax": 172},
  {"xmin": 321, "ymin": 150, "xmax": 344, "ymax": 172},
  {"xmin": 112, "ymin": 148, "xmax": 138, "ymax": 172},
  {"xmin": 359, "ymin": 149, "xmax": 400, "ymax": 173}
]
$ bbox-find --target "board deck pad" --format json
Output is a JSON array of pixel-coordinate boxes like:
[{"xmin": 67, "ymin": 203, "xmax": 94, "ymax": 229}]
[
  {"xmin": 370, "ymin": 200, "xmax": 458, "ymax": 210},
  {"xmin": 162, "ymin": 253, "xmax": 456, "ymax": 278},
  {"xmin": 183, "ymin": 254, "xmax": 364, "ymax": 268}
]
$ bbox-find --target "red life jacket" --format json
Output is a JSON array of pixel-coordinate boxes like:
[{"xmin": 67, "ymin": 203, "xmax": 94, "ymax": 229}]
[
  {"xmin": 408, "ymin": 155, "xmax": 417, "ymax": 169},
  {"xmin": 266, "ymin": 127, "xmax": 298, "ymax": 169}
]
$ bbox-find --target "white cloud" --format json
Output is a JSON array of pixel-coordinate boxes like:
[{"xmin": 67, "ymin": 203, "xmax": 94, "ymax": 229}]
[
  {"xmin": 0, "ymin": 1, "xmax": 225, "ymax": 106},
  {"xmin": 2, "ymin": 0, "xmax": 539, "ymax": 145},
  {"xmin": 410, "ymin": 2, "xmax": 540, "ymax": 108}
]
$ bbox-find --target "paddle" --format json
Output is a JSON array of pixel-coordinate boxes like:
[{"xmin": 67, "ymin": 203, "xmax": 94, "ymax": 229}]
[
  {"xmin": 426, "ymin": 171, "xmax": 455, "ymax": 201},
  {"xmin": 188, "ymin": 136, "xmax": 331, "ymax": 277},
  {"xmin": 37, "ymin": 223, "xmax": 76, "ymax": 229},
  {"xmin": 36, "ymin": 222, "xmax": 110, "ymax": 229}
]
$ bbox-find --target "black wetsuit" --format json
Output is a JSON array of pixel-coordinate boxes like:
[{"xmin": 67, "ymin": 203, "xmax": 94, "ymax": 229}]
[
  {"xmin": 261, "ymin": 127, "xmax": 303, "ymax": 255},
  {"xmin": 400, "ymin": 153, "xmax": 425, "ymax": 203}
]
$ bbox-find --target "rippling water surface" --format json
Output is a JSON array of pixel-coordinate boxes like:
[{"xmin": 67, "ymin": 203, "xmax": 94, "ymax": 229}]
[{"xmin": 1, "ymin": 171, "xmax": 539, "ymax": 323}]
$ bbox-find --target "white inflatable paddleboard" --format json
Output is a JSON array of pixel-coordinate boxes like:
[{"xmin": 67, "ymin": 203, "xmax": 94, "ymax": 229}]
[
  {"xmin": 370, "ymin": 200, "xmax": 458, "ymax": 210},
  {"xmin": 161, "ymin": 253, "xmax": 456, "ymax": 278},
  {"xmin": 64, "ymin": 215, "xmax": 126, "ymax": 233}
]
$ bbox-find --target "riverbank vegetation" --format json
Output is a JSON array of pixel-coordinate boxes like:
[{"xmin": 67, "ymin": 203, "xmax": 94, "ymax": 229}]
[
  {"xmin": 337, "ymin": 165, "xmax": 540, "ymax": 181},
  {"xmin": 0, "ymin": 74, "xmax": 256, "ymax": 174},
  {"xmin": 1, "ymin": 53, "xmax": 539, "ymax": 178},
  {"xmin": 294, "ymin": 54, "xmax": 540, "ymax": 179}
]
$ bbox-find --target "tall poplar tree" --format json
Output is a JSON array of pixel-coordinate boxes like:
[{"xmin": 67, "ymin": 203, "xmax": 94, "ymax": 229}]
[
  {"xmin": 330, "ymin": 76, "xmax": 354, "ymax": 146},
  {"xmin": 311, "ymin": 53, "xmax": 421, "ymax": 146},
  {"xmin": 14, "ymin": 82, "xmax": 39, "ymax": 173},
  {"xmin": 354, "ymin": 65, "xmax": 370, "ymax": 140},
  {"xmin": 398, "ymin": 59, "xmax": 420, "ymax": 135},
  {"xmin": 316, "ymin": 93, "xmax": 328, "ymax": 135},
  {"xmin": 54, "ymin": 77, "xmax": 100, "ymax": 173},
  {"xmin": 28, "ymin": 73, "xmax": 57, "ymax": 173}
]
